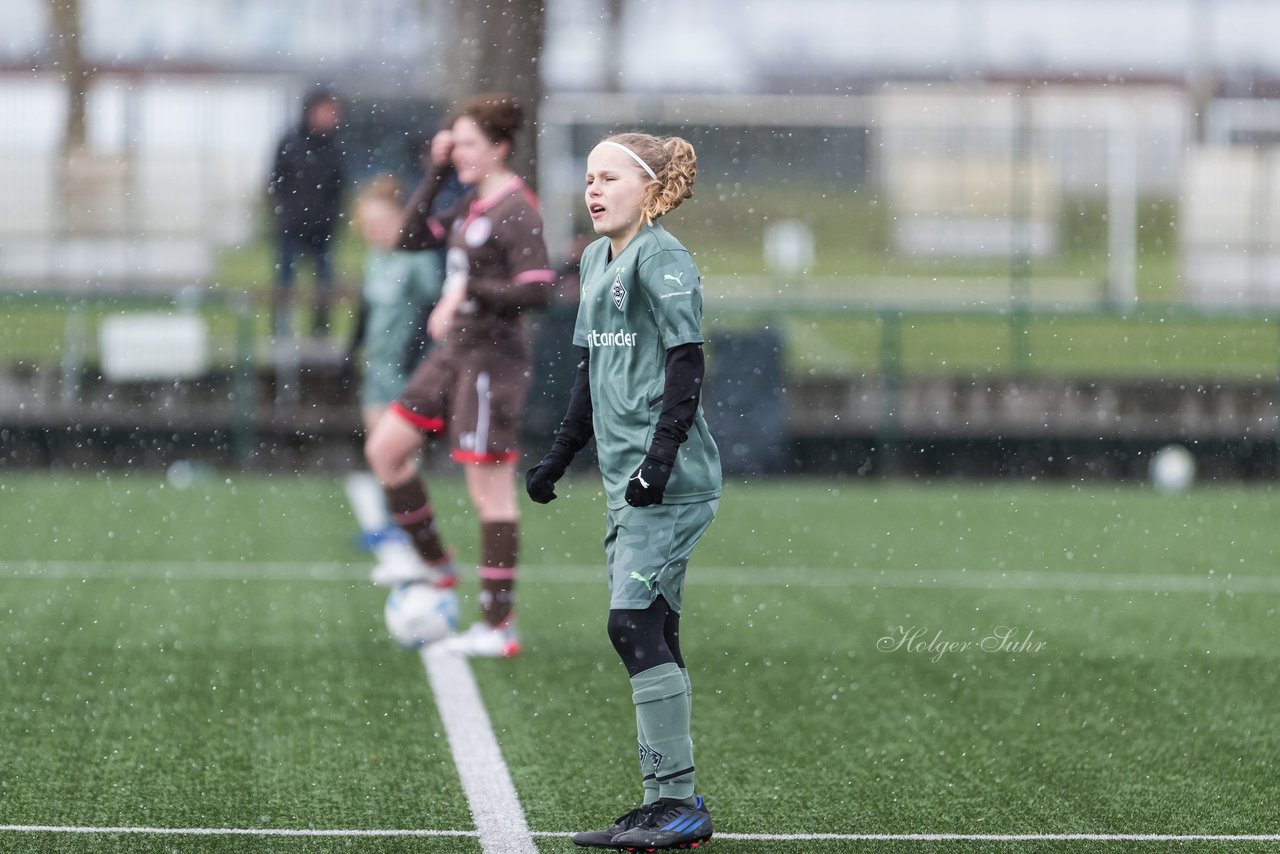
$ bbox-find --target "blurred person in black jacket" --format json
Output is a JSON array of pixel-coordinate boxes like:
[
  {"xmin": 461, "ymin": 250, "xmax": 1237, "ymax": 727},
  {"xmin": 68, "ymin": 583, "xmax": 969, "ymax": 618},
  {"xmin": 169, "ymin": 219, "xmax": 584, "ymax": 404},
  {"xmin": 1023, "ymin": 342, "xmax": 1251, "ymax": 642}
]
[{"xmin": 267, "ymin": 89, "xmax": 346, "ymax": 339}]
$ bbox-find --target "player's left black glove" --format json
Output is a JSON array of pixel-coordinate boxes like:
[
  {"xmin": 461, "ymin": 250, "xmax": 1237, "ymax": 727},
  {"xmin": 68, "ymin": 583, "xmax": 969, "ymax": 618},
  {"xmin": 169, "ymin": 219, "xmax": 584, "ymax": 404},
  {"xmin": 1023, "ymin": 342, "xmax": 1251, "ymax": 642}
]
[
  {"xmin": 624, "ymin": 455, "xmax": 672, "ymax": 508},
  {"xmin": 525, "ymin": 452, "xmax": 569, "ymax": 504}
]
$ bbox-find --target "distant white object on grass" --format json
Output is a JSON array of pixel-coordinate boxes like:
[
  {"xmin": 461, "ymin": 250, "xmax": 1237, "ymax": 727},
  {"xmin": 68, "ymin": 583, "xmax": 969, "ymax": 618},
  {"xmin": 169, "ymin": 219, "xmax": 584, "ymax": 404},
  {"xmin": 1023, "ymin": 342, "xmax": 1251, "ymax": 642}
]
[
  {"xmin": 763, "ymin": 219, "xmax": 815, "ymax": 276},
  {"xmin": 165, "ymin": 459, "xmax": 206, "ymax": 490},
  {"xmin": 99, "ymin": 313, "xmax": 208, "ymax": 381},
  {"xmin": 385, "ymin": 583, "xmax": 458, "ymax": 648},
  {"xmin": 1150, "ymin": 444, "xmax": 1195, "ymax": 492}
]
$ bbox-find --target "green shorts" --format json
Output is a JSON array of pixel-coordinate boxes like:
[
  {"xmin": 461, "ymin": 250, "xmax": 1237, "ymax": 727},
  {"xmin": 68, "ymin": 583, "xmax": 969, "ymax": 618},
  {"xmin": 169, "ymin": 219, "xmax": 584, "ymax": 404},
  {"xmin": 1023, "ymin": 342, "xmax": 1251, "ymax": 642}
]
[{"xmin": 604, "ymin": 499, "xmax": 718, "ymax": 613}]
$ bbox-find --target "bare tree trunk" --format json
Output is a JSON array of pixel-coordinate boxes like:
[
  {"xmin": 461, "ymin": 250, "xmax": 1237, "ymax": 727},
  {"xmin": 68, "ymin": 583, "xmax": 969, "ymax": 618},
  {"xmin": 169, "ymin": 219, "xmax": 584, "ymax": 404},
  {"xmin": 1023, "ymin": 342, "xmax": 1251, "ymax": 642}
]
[
  {"xmin": 48, "ymin": 0, "xmax": 129, "ymax": 237},
  {"xmin": 438, "ymin": 0, "xmax": 546, "ymax": 187},
  {"xmin": 47, "ymin": 0, "xmax": 89, "ymax": 155},
  {"xmin": 604, "ymin": 0, "xmax": 626, "ymax": 92}
]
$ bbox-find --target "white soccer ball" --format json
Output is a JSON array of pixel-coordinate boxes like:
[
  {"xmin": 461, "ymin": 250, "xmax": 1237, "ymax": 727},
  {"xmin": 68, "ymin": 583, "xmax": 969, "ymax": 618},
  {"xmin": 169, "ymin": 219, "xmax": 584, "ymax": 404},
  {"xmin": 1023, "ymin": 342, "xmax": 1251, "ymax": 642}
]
[
  {"xmin": 1150, "ymin": 444, "xmax": 1196, "ymax": 493},
  {"xmin": 384, "ymin": 583, "xmax": 459, "ymax": 648}
]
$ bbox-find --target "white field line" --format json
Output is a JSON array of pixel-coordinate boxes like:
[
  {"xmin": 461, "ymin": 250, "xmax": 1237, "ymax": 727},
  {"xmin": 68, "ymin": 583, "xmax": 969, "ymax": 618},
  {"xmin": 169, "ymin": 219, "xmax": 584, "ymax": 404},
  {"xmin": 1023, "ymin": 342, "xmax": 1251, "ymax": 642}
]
[
  {"xmin": 0, "ymin": 825, "xmax": 475, "ymax": 838},
  {"xmin": 3, "ymin": 826, "xmax": 1279, "ymax": 843},
  {"xmin": 6, "ymin": 551, "xmax": 1276, "ymax": 848},
  {"xmin": 706, "ymin": 833, "xmax": 1280, "ymax": 842},
  {"xmin": 420, "ymin": 645, "xmax": 537, "ymax": 854},
  {"xmin": 4, "ymin": 559, "xmax": 1280, "ymax": 594},
  {"xmin": 338, "ymin": 476, "xmax": 536, "ymax": 854}
]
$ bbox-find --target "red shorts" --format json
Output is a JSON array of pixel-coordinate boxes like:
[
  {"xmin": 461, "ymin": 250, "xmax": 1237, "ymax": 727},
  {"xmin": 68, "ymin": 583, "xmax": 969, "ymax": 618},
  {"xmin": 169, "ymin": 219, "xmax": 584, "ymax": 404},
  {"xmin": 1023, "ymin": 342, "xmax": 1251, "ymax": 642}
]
[{"xmin": 391, "ymin": 338, "xmax": 531, "ymax": 464}]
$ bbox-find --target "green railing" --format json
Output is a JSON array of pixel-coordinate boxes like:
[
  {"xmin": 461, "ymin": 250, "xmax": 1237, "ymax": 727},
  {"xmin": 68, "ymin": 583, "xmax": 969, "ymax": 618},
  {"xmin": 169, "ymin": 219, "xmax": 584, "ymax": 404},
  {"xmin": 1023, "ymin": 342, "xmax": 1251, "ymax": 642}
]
[
  {"xmin": 713, "ymin": 299, "xmax": 1280, "ymax": 460},
  {"xmin": 714, "ymin": 299, "xmax": 1280, "ymax": 380},
  {"xmin": 4, "ymin": 289, "xmax": 1280, "ymax": 468},
  {"xmin": 0, "ymin": 289, "xmax": 258, "ymax": 465}
]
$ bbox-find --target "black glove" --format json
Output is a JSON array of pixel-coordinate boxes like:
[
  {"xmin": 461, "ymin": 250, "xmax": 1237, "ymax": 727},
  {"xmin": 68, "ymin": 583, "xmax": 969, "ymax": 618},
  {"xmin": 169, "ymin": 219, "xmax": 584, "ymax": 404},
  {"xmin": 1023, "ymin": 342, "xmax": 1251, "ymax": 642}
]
[
  {"xmin": 525, "ymin": 453, "xmax": 569, "ymax": 504},
  {"xmin": 624, "ymin": 455, "xmax": 673, "ymax": 508}
]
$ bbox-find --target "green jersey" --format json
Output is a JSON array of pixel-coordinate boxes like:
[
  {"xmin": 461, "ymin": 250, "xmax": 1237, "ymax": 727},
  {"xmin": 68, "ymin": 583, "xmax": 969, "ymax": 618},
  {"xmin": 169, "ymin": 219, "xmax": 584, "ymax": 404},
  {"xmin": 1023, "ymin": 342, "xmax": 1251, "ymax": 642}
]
[{"xmin": 574, "ymin": 223, "xmax": 721, "ymax": 510}]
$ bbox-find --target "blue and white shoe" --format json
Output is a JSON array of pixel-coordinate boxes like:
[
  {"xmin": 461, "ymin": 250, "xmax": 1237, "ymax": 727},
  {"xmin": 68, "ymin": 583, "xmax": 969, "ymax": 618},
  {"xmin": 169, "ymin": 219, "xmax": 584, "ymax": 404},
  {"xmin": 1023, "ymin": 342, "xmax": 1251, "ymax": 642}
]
[
  {"xmin": 370, "ymin": 547, "xmax": 457, "ymax": 589},
  {"xmin": 610, "ymin": 796, "xmax": 712, "ymax": 851},
  {"xmin": 354, "ymin": 524, "xmax": 409, "ymax": 553}
]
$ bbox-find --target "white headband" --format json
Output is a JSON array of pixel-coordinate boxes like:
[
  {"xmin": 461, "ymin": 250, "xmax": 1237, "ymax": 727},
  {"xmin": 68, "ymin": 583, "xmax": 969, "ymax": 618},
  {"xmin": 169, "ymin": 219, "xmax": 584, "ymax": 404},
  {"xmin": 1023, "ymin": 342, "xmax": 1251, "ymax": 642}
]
[{"xmin": 600, "ymin": 140, "xmax": 657, "ymax": 181}]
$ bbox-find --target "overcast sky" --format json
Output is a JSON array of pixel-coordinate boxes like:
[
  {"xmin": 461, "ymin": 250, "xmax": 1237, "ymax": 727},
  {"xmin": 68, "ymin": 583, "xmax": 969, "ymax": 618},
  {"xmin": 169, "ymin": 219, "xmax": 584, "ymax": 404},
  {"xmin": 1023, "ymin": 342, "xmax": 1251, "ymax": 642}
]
[{"xmin": 3, "ymin": 0, "xmax": 1278, "ymax": 93}]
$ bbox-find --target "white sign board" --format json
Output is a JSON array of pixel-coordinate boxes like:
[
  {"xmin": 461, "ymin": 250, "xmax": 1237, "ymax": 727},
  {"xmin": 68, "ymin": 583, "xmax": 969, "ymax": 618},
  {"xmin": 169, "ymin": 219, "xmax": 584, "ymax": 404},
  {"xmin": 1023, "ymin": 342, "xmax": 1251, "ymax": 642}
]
[{"xmin": 99, "ymin": 313, "xmax": 209, "ymax": 381}]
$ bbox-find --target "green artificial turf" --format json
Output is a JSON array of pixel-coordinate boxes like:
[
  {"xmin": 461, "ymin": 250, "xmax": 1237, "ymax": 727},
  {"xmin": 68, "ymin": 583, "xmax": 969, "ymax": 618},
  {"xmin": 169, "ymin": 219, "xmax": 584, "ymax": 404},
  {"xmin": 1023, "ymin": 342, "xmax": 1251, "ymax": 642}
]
[{"xmin": 2, "ymin": 474, "xmax": 1278, "ymax": 853}]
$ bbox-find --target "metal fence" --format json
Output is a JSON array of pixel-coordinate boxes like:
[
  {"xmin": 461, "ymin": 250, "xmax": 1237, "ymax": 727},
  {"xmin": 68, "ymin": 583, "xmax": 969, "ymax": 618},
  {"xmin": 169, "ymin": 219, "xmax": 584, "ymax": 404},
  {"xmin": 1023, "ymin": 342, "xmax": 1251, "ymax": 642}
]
[
  {"xmin": 540, "ymin": 88, "xmax": 1280, "ymax": 310},
  {"xmin": 0, "ymin": 73, "xmax": 297, "ymax": 289},
  {"xmin": 5, "ymin": 80, "xmax": 1279, "ymax": 306},
  {"xmin": 0, "ymin": 288, "xmax": 258, "ymax": 467}
]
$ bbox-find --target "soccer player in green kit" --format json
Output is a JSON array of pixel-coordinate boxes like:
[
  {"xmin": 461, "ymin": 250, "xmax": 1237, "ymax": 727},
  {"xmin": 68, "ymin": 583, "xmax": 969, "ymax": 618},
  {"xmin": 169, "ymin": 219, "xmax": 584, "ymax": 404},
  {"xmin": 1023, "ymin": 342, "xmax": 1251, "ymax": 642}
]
[{"xmin": 526, "ymin": 132, "xmax": 720, "ymax": 850}]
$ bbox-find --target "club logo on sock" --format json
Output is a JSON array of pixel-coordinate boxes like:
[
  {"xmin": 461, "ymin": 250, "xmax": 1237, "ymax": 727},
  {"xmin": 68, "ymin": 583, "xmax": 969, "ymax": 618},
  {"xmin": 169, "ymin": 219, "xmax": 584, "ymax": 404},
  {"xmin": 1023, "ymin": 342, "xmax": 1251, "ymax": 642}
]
[{"xmin": 638, "ymin": 740, "xmax": 664, "ymax": 770}]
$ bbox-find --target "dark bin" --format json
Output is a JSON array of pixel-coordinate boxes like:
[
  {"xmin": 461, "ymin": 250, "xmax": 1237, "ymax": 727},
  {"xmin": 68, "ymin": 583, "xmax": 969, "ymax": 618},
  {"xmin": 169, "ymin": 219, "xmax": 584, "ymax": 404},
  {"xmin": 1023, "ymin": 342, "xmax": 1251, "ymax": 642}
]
[{"xmin": 705, "ymin": 327, "xmax": 787, "ymax": 475}]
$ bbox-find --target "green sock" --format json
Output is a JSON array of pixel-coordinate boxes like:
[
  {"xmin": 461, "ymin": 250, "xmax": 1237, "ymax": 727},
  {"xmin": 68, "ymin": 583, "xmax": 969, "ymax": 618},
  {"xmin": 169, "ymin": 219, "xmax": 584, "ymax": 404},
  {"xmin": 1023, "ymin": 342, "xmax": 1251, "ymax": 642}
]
[
  {"xmin": 637, "ymin": 707, "xmax": 659, "ymax": 805},
  {"xmin": 631, "ymin": 663, "xmax": 696, "ymax": 805},
  {"xmin": 637, "ymin": 667, "xmax": 694, "ymax": 804}
]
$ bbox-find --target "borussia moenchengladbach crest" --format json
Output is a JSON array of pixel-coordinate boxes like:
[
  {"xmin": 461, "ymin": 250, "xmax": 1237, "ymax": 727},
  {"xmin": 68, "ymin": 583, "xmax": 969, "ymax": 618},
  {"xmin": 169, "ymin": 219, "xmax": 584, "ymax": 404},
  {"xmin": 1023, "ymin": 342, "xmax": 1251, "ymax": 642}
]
[{"xmin": 612, "ymin": 273, "xmax": 626, "ymax": 310}]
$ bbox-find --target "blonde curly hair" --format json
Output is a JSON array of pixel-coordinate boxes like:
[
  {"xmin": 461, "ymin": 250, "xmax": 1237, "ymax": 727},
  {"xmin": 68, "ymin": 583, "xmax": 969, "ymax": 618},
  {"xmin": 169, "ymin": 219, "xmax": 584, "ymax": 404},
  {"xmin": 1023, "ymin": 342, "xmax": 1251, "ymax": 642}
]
[{"xmin": 603, "ymin": 133, "xmax": 697, "ymax": 223}]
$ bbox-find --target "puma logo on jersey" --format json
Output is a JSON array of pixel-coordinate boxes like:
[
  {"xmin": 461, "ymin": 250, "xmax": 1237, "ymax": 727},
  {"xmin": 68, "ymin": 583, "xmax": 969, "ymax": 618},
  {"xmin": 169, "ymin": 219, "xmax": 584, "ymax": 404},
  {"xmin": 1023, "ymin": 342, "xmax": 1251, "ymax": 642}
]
[
  {"xmin": 663, "ymin": 273, "xmax": 685, "ymax": 286},
  {"xmin": 628, "ymin": 570, "xmax": 656, "ymax": 590}
]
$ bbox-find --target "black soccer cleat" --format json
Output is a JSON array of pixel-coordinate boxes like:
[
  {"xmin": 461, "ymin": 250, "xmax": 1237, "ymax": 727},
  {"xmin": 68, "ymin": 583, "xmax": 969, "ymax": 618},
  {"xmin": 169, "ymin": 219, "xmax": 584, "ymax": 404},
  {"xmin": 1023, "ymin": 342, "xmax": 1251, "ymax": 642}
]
[
  {"xmin": 610, "ymin": 795, "xmax": 712, "ymax": 851},
  {"xmin": 571, "ymin": 804, "xmax": 660, "ymax": 848}
]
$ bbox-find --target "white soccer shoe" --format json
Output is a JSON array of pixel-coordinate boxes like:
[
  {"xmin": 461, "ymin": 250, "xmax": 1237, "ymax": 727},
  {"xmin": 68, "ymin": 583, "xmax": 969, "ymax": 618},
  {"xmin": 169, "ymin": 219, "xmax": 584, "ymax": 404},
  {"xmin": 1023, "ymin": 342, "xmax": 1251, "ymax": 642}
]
[
  {"xmin": 442, "ymin": 620, "xmax": 521, "ymax": 658},
  {"xmin": 369, "ymin": 546, "xmax": 457, "ymax": 588}
]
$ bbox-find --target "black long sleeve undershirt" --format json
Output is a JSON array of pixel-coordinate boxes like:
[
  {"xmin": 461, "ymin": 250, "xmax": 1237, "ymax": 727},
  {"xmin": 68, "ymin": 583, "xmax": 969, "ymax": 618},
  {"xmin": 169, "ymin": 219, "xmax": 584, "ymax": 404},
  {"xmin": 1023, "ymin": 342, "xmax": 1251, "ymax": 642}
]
[
  {"xmin": 647, "ymin": 342, "xmax": 704, "ymax": 465},
  {"xmin": 549, "ymin": 347, "xmax": 595, "ymax": 462}
]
